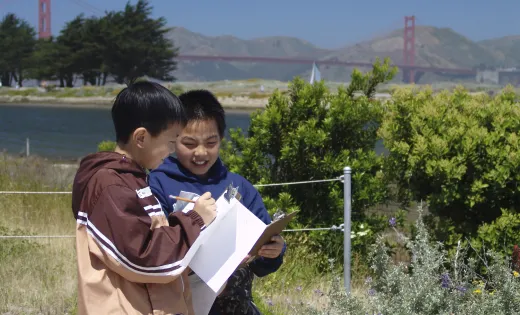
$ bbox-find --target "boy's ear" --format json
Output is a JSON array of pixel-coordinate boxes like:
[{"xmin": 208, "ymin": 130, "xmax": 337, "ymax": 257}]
[{"xmin": 132, "ymin": 127, "xmax": 147, "ymax": 149}]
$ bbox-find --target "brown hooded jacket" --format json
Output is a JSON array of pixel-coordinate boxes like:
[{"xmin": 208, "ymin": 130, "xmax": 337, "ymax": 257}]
[{"xmin": 72, "ymin": 152, "xmax": 204, "ymax": 315}]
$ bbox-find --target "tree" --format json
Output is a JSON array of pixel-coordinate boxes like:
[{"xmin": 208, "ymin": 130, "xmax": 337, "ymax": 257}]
[
  {"xmin": 29, "ymin": 37, "xmax": 60, "ymax": 82},
  {"xmin": 101, "ymin": 0, "xmax": 178, "ymax": 84},
  {"xmin": 80, "ymin": 17, "xmax": 107, "ymax": 86},
  {"xmin": 3, "ymin": 1, "xmax": 178, "ymax": 87},
  {"xmin": 0, "ymin": 14, "xmax": 36, "ymax": 87},
  {"xmin": 221, "ymin": 60, "xmax": 397, "ymax": 261},
  {"xmin": 380, "ymin": 86, "xmax": 520, "ymax": 237},
  {"xmin": 54, "ymin": 15, "xmax": 91, "ymax": 87},
  {"xmin": 346, "ymin": 57, "xmax": 398, "ymax": 99}
]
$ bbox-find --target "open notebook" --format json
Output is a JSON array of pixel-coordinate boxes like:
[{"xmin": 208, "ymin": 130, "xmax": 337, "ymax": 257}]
[{"xmin": 173, "ymin": 185, "xmax": 297, "ymax": 315}]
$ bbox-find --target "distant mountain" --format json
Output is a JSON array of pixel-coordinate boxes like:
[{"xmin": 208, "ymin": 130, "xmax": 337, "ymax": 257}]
[
  {"xmin": 167, "ymin": 27, "xmax": 331, "ymax": 81},
  {"xmin": 478, "ymin": 35, "xmax": 520, "ymax": 67},
  {"xmin": 167, "ymin": 26, "xmax": 520, "ymax": 83}
]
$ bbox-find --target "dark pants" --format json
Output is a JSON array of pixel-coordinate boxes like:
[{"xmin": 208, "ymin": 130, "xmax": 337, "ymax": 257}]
[{"xmin": 208, "ymin": 266, "xmax": 261, "ymax": 315}]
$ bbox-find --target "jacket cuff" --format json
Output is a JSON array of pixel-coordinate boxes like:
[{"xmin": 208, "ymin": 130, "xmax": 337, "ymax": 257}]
[{"xmin": 185, "ymin": 210, "xmax": 205, "ymax": 230}]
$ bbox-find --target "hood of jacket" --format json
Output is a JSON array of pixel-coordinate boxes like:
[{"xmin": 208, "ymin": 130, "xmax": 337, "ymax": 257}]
[{"xmin": 71, "ymin": 151, "xmax": 145, "ymax": 218}]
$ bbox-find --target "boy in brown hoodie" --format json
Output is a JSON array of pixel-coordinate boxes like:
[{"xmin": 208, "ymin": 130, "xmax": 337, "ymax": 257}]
[{"xmin": 71, "ymin": 81, "xmax": 217, "ymax": 315}]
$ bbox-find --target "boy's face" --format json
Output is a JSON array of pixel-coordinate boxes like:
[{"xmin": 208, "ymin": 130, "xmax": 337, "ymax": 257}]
[
  {"xmin": 175, "ymin": 119, "xmax": 221, "ymax": 177},
  {"xmin": 134, "ymin": 123, "xmax": 182, "ymax": 170}
]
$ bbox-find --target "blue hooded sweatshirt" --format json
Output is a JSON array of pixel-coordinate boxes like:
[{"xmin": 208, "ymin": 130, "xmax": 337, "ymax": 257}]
[{"xmin": 148, "ymin": 156, "xmax": 285, "ymax": 277}]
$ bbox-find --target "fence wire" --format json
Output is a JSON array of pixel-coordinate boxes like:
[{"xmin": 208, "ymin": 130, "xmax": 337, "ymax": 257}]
[
  {"xmin": 0, "ymin": 176, "xmax": 343, "ymax": 195},
  {"xmin": 0, "ymin": 176, "xmax": 346, "ymax": 239}
]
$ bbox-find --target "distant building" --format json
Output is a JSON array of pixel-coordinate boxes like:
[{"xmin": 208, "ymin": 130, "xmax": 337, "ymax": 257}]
[
  {"xmin": 476, "ymin": 68, "xmax": 520, "ymax": 86},
  {"xmin": 476, "ymin": 70, "xmax": 499, "ymax": 84},
  {"xmin": 497, "ymin": 69, "xmax": 520, "ymax": 86}
]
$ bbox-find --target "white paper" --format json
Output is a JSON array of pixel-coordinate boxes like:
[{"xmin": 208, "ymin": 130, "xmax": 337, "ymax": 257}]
[
  {"xmin": 189, "ymin": 274, "xmax": 220, "ymax": 315},
  {"xmin": 187, "ymin": 193, "xmax": 267, "ymax": 293},
  {"xmin": 179, "ymin": 192, "xmax": 232, "ymax": 269}
]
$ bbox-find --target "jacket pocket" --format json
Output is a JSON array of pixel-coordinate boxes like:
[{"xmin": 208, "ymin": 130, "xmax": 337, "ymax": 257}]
[{"xmin": 147, "ymin": 280, "xmax": 188, "ymax": 315}]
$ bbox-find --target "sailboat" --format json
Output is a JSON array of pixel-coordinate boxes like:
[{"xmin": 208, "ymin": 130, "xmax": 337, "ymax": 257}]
[{"xmin": 309, "ymin": 62, "xmax": 321, "ymax": 84}]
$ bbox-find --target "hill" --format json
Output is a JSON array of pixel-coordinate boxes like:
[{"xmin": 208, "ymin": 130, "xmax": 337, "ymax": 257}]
[
  {"xmin": 167, "ymin": 27, "xmax": 331, "ymax": 81},
  {"xmin": 167, "ymin": 26, "xmax": 518, "ymax": 83},
  {"xmin": 478, "ymin": 36, "xmax": 520, "ymax": 67}
]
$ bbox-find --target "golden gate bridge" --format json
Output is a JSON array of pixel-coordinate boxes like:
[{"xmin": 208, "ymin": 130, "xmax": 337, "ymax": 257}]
[{"xmin": 34, "ymin": 0, "xmax": 477, "ymax": 83}]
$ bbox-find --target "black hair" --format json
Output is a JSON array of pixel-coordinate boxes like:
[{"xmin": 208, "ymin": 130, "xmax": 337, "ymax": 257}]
[
  {"xmin": 111, "ymin": 81, "xmax": 186, "ymax": 144},
  {"xmin": 179, "ymin": 89, "xmax": 226, "ymax": 137}
]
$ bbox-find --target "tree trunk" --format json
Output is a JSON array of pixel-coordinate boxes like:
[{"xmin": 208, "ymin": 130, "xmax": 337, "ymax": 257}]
[
  {"xmin": 17, "ymin": 71, "xmax": 24, "ymax": 88},
  {"xmin": 102, "ymin": 72, "xmax": 108, "ymax": 86},
  {"xmin": 1, "ymin": 72, "xmax": 11, "ymax": 87}
]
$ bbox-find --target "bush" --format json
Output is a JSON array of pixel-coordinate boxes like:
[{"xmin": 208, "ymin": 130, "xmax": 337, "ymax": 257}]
[
  {"xmin": 221, "ymin": 58, "xmax": 398, "ymax": 265},
  {"xmin": 305, "ymin": 207, "xmax": 520, "ymax": 315},
  {"xmin": 44, "ymin": 84, "xmax": 57, "ymax": 92},
  {"xmin": 380, "ymin": 86, "xmax": 520, "ymax": 237},
  {"xmin": 97, "ymin": 140, "xmax": 116, "ymax": 152},
  {"xmin": 169, "ymin": 84, "xmax": 184, "ymax": 96},
  {"xmin": 469, "ymin": 210, "xmax": 520, "ymax": 267}
]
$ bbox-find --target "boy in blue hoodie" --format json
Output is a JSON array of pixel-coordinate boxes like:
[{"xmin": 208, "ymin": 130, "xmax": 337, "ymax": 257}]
[{"xmin": 148, "ymin": 89, "xmax": 286, "ymax": 315}]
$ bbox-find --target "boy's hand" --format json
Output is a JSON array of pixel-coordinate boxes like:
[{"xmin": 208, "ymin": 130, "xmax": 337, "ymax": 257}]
[
  {"xmin": 240, "ymin": 254, "xmax": 252, "ymax": 265},
  {"xmin": 258, "ymin": 235, "xmax": 284, "ymax": 259},
  {"xmin": 193, "ymin": 192, "xmax": 216, "ymax": 226}
]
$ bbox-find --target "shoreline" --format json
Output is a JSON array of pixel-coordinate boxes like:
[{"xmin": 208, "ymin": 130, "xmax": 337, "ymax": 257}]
[{"xmin": 0, "ymin": 95, "xmax": 268, "ymax": 111}]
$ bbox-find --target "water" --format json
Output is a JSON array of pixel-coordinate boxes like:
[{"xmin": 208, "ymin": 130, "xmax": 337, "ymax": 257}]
[{"xmin": 0, "ymin": 104, "xmax": 252, "ymax": 160}]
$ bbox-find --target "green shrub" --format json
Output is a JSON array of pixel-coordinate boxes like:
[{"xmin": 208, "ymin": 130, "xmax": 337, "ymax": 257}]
[
  {"xmin": 380, "ymin": 86, "xmax": 520, "ymax": 237},
  {"xmin": 169, "ymin": 84, "xmax": 184, "ymax": 96},
  {"xmin": 44, "ymin": 84, "xmax": 57, "ymax": 92},
  {"xmin": 97, "ymin": 140, "xmax": 116, "ymax": 152},
  {"xmin": 133, "ymin": 77, "xmax": 149, "ymax": 83},
  {"xmin": 221, "ymin": 59, "xmax": 398, "ymax": 265},
  {"xmin": 470, "ymin": 210, "xmax": 520, "ymax": 264}
]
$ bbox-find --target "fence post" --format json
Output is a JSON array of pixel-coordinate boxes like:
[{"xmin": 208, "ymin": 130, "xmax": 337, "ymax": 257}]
[
  {"xmin": 343, "ymin": 166, "xmax": 352, "ymax": 293},
  {"xmin": 26, "ymin": 138, "xmax": 30, "ymax": 157}
]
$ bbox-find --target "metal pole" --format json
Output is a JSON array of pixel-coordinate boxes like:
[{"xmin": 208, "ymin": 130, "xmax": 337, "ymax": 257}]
[
  {"xmin": 26, "ymin": 138, "xmax": 30, "ymax": 157},
  {"xmin": 343, "ymin": 166, "xmax": 352, "ymax": 293}
]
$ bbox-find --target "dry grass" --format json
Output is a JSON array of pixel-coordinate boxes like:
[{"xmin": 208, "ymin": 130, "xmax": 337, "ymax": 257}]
[
  {"xmin": 253, "ymin": 232, "xmax": 373, "ymax": 314},
  {"xmin": 0, "ymin": 154, "xmax": 77, "ymax": 315}
]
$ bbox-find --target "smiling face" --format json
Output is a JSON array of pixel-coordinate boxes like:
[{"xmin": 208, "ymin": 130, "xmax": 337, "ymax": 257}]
[{"xmin": 175, "ymin": 119, "xmax": 221, "ymax": 178}]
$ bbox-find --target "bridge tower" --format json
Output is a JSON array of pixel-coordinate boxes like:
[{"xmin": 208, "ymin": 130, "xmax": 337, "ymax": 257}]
[
  {"xmin": 38, "ymin": 0, "xmax": 51, "ymax": 39},
  {"xmin": 403, "ymin": 15, "xmax": 416, "ymax": 83}
]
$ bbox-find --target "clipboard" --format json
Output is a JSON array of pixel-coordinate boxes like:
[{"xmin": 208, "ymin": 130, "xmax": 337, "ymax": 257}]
[{"xmin": 248, "ymin": 211, "xmax": 298, "ymax": 256}]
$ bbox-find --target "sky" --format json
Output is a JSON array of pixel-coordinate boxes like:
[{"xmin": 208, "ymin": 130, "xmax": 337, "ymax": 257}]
[{"xmin": 1, "ymin": 0, "xmax": 519, "ymax": 49}]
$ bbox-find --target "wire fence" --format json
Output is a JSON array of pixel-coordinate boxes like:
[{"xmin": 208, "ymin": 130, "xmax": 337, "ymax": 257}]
[
  {"xmin": 0, "ymin": 176, "xmax": 343, "ymax": 195},
  {"xmin": 0, "ymin": 176, "xmax": 346, "ymax": 238}
]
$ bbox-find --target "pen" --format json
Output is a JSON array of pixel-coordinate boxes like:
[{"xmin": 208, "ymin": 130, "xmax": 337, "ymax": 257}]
[{"xmin": 169, "ymin": 195, "xmax": 196, "ymax": 203}]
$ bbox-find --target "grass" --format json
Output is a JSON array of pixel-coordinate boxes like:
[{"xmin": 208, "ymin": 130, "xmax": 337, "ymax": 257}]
[
  {"xmin": 248, "ymin": 92, "xmax": 271, "ymax": 99},
  {"xmin": 0, "ymin": 155, "xmax": 77, "ymax": 314},
  {"xmin": 0, "ymin": 86, "xmax": 121, "ymax": 99}
]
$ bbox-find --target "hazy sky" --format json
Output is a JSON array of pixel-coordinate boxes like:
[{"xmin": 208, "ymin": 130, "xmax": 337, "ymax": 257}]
[{"xmin": 1, "ymin": 0, "xmax": 518, "ymax": 49}]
